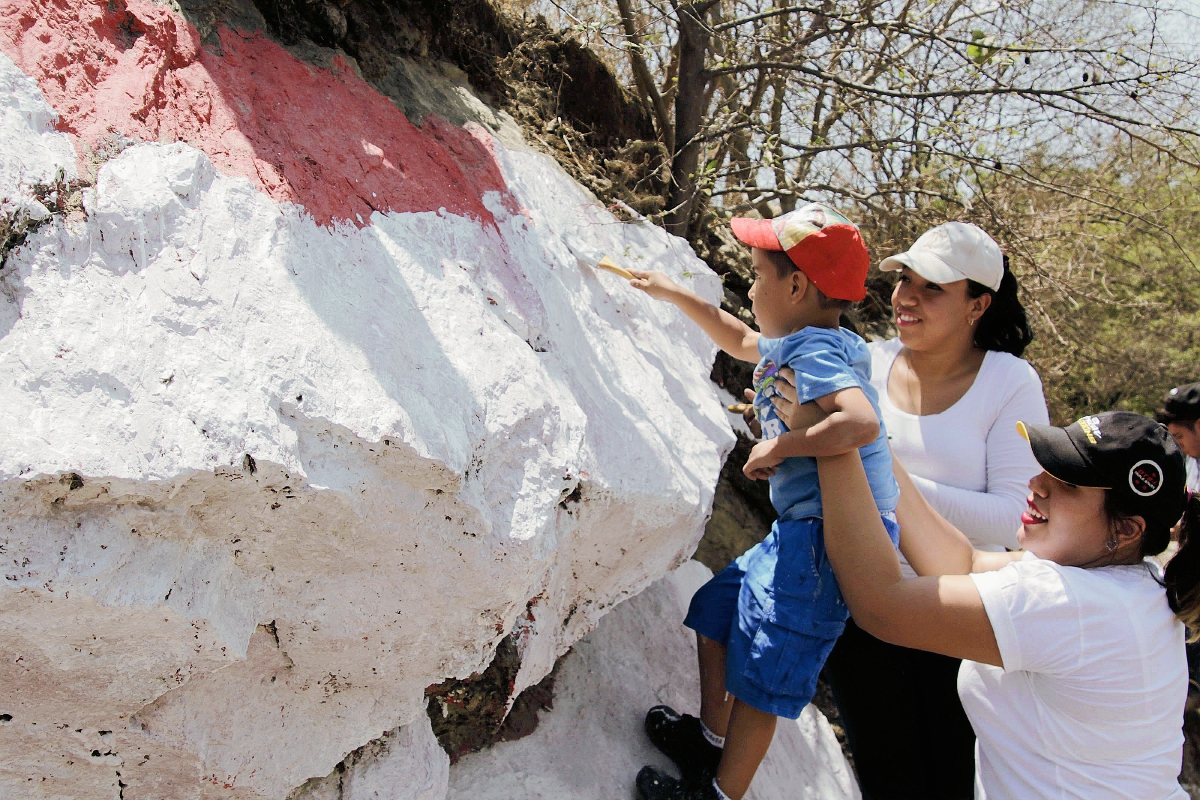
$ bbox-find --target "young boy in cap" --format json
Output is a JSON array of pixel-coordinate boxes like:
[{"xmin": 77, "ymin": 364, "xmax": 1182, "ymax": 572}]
[
  {"xmin": 1156, "ymin": 383, "xmax": 1200, "ymax": 494},
  {"xmin": 626, "ymin": 204, "xmax": 900, "ymax": 800}
]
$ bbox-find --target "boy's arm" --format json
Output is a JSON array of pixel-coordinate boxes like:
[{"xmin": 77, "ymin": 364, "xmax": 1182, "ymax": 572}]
[
  {"xmin": 743, "ymin": 387, "xmax": 879, "ymax": 480},
  {"xmin": 775, "ymin": 386, "xmax": 879, "ymax": 456},
  {"xmin": 628, "ymin": 270, "xmax": 761, "ymax": 363}
]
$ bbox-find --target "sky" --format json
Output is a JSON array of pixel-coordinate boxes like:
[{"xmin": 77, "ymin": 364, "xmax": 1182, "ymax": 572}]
[{"xmin": 1165, "ymin": 0, "xmax": 1200, "ymax": 45}]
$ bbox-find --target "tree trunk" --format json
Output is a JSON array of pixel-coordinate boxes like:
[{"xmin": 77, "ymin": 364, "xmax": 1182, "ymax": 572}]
[
  {"xmin": 615, "ymin": 0, "xmax": 674, "ymax": 152},
  {"xmin": 665, "ymin": 1, "xmax": 712, "ymax": 237}
]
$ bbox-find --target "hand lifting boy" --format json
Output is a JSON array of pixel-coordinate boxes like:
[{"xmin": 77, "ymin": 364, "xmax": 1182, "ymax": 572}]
[{"xmin": 626, "ymin": 204, "xmax": 900, "ymax": 800}]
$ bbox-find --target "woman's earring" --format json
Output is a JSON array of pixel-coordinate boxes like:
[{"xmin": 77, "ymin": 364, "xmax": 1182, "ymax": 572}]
[{"xmin": 1105, "ymin": 539, "xmax": 1119, "ymax": 553}]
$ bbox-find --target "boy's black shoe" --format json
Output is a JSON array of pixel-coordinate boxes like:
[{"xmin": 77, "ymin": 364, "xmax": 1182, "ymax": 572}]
[
  {"xmin": 635, "ymin": 766, "xmax": 719, "ymax": 800},
  {"xmin": 644, "ymin": 705, "xmax": 723, "ymax": 780}
]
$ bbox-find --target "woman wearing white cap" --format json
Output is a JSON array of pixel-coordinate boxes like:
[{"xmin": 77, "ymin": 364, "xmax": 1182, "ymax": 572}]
[{"xmin": 821, "ymin": 222, "xmax": 1049, "ymax": 798}]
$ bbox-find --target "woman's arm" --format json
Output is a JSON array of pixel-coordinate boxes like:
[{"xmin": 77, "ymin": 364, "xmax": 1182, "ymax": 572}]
[
  {"xmin": 768, "ymin": 367, "xmax": 1032, "ymax": 578},
  {"xmin": 817, "ymin": 451, "xmax": 1003, "ymax": 666},
  {"xmin": 893, "ymin": 456, "xmax": 1025, "ymax": 576},
  {"xmin": 772, "ymin": 373, "xmax": 1024, "ymax": 577},
  {"xmin": 905, "ymin": 477, "xmax": 1023, "ymax": 550},
  {"xmin": 907, "ymin": 365, "xmax": 1049, "ymax": 549}
]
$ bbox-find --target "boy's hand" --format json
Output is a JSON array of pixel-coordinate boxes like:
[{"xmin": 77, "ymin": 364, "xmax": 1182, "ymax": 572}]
[
  {"xmin": 627, "ymin": 270, "xmax": 681, "ymax": 301},
  {"xmin": 743, "ymin": 439, "xmax": 784, "ymax": 481}
]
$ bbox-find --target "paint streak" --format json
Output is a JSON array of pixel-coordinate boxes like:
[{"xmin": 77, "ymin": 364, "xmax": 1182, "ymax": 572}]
[{"xmin": 0, "ymin": 0, "xmax": 516, "ymax": 227}]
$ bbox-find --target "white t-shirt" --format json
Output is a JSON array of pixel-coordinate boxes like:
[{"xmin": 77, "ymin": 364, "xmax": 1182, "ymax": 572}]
[
  {"xmin": 961, "ymin": 554, "xmax": 1188, "ymax": 800},
  {"xmin": 868, "ymin": 338, "xmax": 1048, "ymax": 576}
]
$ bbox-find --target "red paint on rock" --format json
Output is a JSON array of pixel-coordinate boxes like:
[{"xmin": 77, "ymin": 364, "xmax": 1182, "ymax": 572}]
[{"xmin": 0, "ymin": 0, "xmax": 516, "ymax": 227}]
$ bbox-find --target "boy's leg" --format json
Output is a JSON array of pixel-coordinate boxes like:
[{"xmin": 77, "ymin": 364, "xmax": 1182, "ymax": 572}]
[
  {"xmin": 697, "ymin": 633, "xmax": 734, "ymax": 737},
  {"xmin": 643, "ymin": 561, "xmax": 743, "ymax": 786},
  {"xmin": 715, "ymin": 698, "xmax": 777, "ymax": 799},
  {"xmin": 713, "ymin": 517, "xmax": 857, "ymax": 798}
]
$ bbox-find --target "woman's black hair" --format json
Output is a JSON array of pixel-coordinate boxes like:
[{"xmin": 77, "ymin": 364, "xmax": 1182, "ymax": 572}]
[
  {"xmin": 965, "ymin": 255, "xmax": 1033, "ymax": 357},
  {"xmin": 1114, "ymin": 491, "xmax": 1200, "ymax": 638}
]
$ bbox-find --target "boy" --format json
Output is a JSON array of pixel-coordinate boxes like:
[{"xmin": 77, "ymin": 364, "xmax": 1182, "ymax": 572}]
[{"xmin": 626, "ymin": 204, "xmax": 900, "ymax": 800}]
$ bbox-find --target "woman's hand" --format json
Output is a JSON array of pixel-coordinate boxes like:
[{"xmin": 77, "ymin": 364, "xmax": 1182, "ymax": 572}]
[
  {"xmin": 730, "ymin": 388, "xmax": 762, "ymax": 438},
  {"xmin": 770, "ymin": 367, "xmax": 828, "ymax": 430}
]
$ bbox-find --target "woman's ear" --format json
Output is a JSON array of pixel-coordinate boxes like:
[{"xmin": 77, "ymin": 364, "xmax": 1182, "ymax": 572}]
[
  {"xmin": 1116, "ymin": 514, "xmax": 1147, "ymax": 551},
  {"xmin": 968, "ymin": 291, "xmax": 993, "ymax": 325}
]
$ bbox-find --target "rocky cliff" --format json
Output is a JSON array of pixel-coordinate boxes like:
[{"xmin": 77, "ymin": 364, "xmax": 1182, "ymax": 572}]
[{"xmin": 0, "ymin": 0, "xmax": 854, "ymax": 797}]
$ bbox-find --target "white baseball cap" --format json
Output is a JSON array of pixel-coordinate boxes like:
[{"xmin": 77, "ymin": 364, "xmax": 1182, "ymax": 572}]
[{"xmin": 879, "ymin": 222, "xmax": 1004, "ymax": 291}]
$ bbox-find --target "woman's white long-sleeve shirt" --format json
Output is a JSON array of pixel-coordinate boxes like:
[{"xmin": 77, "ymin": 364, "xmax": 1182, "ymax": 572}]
[{"xmin": 868, "ymin": 338, "xmax": 1049, "ymax": 570}]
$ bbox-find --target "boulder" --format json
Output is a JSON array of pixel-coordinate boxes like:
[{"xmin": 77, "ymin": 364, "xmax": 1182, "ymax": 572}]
[
  {"xmin": 446, "ymin": 561, "xmax": 861, "ymax": 800},
  {"xmin": 0, "ymin": 21, "xmax": 733, "ymax": 797}
]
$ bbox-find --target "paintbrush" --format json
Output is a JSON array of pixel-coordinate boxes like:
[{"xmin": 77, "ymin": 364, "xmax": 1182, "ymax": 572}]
[
  {"xmin": 595, "ymin": 256, "xmax": 635, "ymax": 280},
  {"xmin": 562, "ymin": 233, "xmax": 636, "ymax": 282}
]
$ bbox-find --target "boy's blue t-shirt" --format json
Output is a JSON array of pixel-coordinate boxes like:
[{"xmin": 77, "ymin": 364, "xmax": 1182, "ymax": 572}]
[{"xmin": 753, "ymin": 326, "xmax": 899, "ymax": 520}]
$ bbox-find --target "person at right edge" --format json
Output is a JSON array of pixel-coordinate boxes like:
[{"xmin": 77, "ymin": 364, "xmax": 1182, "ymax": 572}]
[
  {"xmin": 1157, "ymin": 383, "xmax": 1200, "ymax": 704},
  {"xmin": 809, "ymin": 406, "xmax": 1197, "ymax": 798},
  {"xmin": 820, "ymin": 221, "xmax": 1048, "ymax": 800},
  {"xmin": 1156, "ymin": 383, "xmax": 1200, "ymax": 495}
]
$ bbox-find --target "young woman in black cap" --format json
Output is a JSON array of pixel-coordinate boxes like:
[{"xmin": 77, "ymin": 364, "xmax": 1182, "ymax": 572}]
[{"xmin": 798, "ymin": 409, "xmax": 1200, "ymax": 799}]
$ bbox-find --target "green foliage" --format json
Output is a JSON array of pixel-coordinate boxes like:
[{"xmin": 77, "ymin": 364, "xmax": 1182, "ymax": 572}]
[
  {"xmin": 982, "ymin": 144, "xmax": 1200, "ymax": 423},
  {"xmin": 846, "ymin": 137, "xmax": 1200, "ymax": 425},
  {"xmin": 967, "ymin": 30, "xmax": 1000, "ymax": 65}
]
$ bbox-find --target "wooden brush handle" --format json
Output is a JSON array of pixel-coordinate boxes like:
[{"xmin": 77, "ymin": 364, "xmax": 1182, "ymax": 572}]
[{"xmin": 596, "ymin": 256, "xmax": 634, "ymax": 280}]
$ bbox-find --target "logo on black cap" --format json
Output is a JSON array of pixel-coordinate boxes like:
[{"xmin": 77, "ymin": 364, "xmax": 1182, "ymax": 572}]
[{"xmin": 1129, "ymin": 459, "xmax": 1163, "ymax": 497}]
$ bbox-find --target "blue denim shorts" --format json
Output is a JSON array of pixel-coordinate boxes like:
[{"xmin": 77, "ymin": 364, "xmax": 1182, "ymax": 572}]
[{"xmin": 684, "ymin": 514, "xmax": 900, "ymax": 719}]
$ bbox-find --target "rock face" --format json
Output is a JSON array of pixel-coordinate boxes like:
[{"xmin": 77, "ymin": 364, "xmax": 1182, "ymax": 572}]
[
  {"xmin": 447, "ymin": 561, "xmax": 861, "ymax": 800},
  {"xmin": 0, "ymin": 2, "xmax": 736, "ymax": 794}
]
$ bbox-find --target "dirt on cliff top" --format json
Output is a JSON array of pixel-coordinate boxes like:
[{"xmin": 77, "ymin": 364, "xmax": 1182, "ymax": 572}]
[{"xmin": 172, "ymin": 0, "xmax": 672, "ymax": 220}]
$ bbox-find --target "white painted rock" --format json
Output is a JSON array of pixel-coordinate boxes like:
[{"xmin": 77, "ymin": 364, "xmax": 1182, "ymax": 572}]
[
  {"xmin": 0, "ymin": 53, "xmax": 76, "ymax": 192},
  {"xmin": 446, "ymin": 561, "xmax": 861, "ymax": 800},
  {"xmin": 0, "ymin": 37, "xmax": 735, "ymax": 800}
]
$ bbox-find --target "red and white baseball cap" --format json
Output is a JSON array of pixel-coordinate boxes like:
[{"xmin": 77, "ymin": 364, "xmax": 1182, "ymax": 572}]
[
  {"xmin": 730, "ymin": 203, "xmax": 870, "ymax": 302},
  {"xmin": 879, "ymin": 221, "xmax": 1003, "ymax": 291}
]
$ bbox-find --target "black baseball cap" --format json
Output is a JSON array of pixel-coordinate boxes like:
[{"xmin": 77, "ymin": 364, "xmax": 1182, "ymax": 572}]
[
  {"xmin": 1156, "ymin": 383, "xmax": 1200, "ymax": 424},
  {"xmin": 1016, "ymin": 410, "xmax": 1186, "ymax": 529}
]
